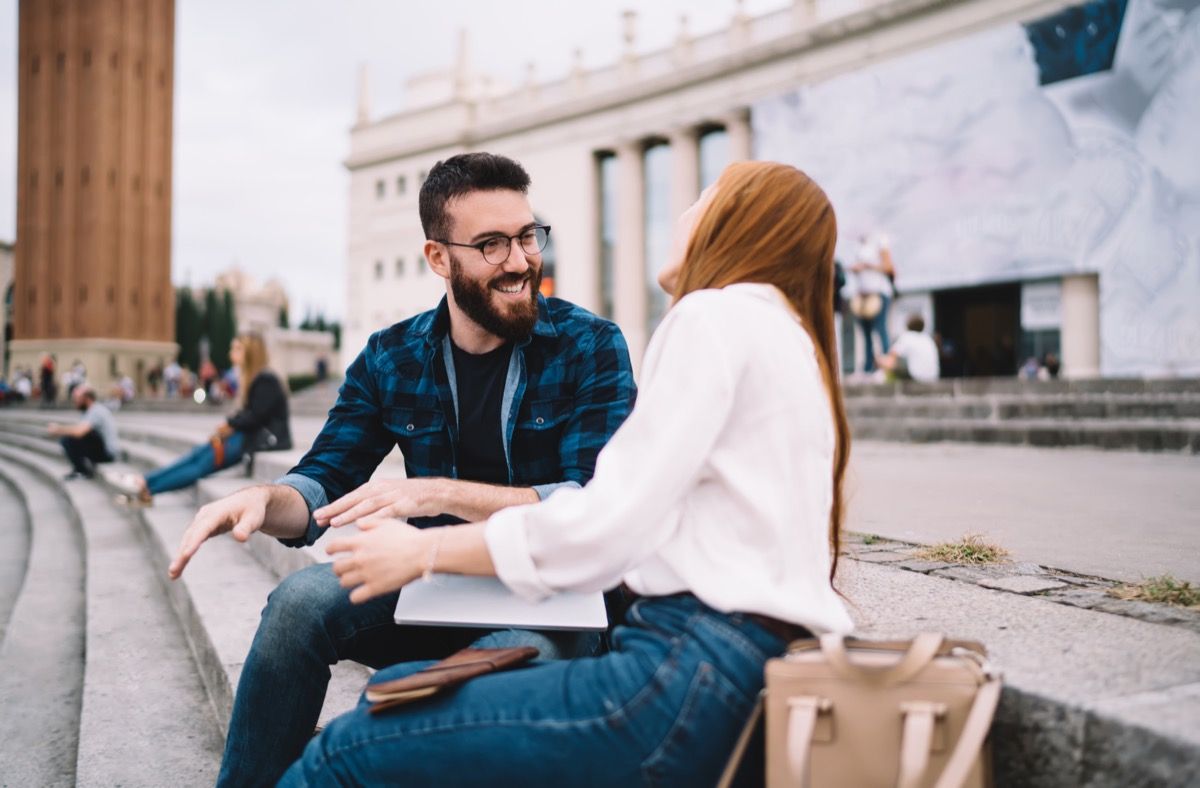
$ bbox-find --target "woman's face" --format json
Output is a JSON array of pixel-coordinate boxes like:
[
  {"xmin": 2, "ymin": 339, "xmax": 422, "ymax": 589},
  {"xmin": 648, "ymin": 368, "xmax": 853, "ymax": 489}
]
[
  {"xmin": 230, "ymin": 340, "xmax": 244, "ymax": 367},
  {"xmin": 658, "ymin": 184, "xmax": 718, "ymax": 296}
]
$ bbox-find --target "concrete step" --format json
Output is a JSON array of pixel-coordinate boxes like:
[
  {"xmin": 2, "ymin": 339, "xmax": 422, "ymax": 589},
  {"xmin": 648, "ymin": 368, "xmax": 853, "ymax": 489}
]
[
  {"xmin": 0, "ymin": 474, "xmax": 30, "ymax": 645},
  {"xmin": 851, "ymin": 416, "xmax": 1200, "ymax": 453},
  {"xmin": 0, "ymin": 455, "xmax": 86, "ymax": 787},
  {"xmin": 844, "ymin": 377, "xmax": 1200, "ymax": 399},
  {"xmin": 846, "ymin": 395, "xmax": 1200, "ymax": 421},
  {"xmin": 0, "ymin": 445, "xmax": 225, "ymax": 786},
  {"xmin": 135, "ymin": 494, "xmax": 370, "ymax": 736}
]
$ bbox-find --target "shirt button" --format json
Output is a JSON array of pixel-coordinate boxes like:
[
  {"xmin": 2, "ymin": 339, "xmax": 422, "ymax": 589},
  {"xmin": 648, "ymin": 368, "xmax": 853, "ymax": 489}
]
[
  {"xmin": 406, "ymin": 424, "xmax": 415, "ymax": 431},
  {"xmin": 535, "ymin": 417, "xmax": 544, "ymax": 425}
]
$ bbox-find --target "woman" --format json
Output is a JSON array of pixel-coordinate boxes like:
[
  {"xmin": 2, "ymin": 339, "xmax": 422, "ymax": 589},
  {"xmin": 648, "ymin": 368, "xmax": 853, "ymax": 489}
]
[
  {"xmin": 111, "ymin": 334, "xmax": 292, "ymax": 503},
  {"xmin": 282, "ymin": 162, "xmax": 854, "ymax": 786}
]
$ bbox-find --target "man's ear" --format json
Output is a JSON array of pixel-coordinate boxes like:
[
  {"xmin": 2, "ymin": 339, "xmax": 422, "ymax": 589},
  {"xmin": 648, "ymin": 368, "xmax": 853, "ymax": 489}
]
[{"xmin": 425, "ymin": 240, "xmax": 451, "ymax": 280}]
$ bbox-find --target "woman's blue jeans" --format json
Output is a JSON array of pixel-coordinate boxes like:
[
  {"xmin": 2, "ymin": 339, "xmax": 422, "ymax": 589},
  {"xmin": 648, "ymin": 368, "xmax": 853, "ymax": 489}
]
[
  {"xmin": 279, "ymin": 594, "xmax": 788, "ymax": 787},
  {"xmin": 859, "ymin": 295, "xmax": 892, "ymax": 372},
  {"xmin": 144, "ymin": 430, "xmax": 246, "ymax": 495}
]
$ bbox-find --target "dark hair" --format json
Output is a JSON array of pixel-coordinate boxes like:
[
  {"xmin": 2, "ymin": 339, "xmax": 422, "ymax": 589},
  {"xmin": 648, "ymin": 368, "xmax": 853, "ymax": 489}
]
[
  {"xmin": 907, "ymin": 314, "xmax": 925, "ymax": 333},
  {"xmin": 419, "ymin": 153, "xmax": 531, "ymax": 241}
]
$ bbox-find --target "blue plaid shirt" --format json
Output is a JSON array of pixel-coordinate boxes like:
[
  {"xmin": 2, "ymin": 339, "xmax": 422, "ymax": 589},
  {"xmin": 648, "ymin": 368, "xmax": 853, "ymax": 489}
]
[{"xmin": 278, "ymin": 295, "xmax": 636, "ymax": 546}]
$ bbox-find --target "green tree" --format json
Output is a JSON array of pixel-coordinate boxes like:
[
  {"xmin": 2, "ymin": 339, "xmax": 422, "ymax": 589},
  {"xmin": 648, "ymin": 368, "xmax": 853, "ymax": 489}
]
[
  {"xmin": 278, "ymin": 304, "xmax": 289, "ymax": 329},
  {"xmin": 174, "ymin": 288, "xmax": 203, "ymax": 370}
]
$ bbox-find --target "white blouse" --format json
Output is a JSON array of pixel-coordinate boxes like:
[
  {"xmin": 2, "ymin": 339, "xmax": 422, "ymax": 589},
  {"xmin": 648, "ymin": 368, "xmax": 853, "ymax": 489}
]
[{"xmin": 485, "ymin": 283, "xmax": 854, "ymax": 635}]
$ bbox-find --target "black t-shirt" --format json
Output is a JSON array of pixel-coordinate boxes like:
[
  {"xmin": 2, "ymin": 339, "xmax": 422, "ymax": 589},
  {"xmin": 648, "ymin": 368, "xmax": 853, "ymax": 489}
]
[{"xmin": 450, "ymin": 340, "xmax": 513, "ymax": 485}]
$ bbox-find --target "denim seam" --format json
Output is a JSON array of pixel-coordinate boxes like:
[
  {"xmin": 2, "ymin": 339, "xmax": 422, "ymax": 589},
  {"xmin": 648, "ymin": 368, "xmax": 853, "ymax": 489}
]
[{"xmin": 694, "ymin": 613, "xmax": 775, "ymax": 665}]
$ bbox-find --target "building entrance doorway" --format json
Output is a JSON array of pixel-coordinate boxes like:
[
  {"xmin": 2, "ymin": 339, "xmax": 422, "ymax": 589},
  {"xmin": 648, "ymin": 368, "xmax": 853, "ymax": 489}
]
[{"xmin": 933, "ymin": 283, "xmax": 1021, "ymax": 377}]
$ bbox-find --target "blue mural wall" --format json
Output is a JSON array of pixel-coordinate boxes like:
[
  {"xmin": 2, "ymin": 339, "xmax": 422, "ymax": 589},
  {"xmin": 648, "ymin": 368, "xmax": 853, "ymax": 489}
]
[{"xmin": 754, "ymin": 0, "xmax": 1200, "ymax": 375}]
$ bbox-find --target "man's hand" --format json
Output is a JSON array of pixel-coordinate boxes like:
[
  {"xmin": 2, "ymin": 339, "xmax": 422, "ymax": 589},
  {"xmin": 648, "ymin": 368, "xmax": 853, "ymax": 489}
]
[
  {"xmin": 169, "ymin": 486, "xmax": 271, "ymax": 579},
  {"xmin": 46, "ymin": 423, "xmax": 62, "ymax": 436},
  {"xmin": 327, "ymin": 517, "xmax": 433, "ymax": 604},
  {"xmin": 314, "ymin": 478, "xmax": 447, "ymax": 528}
]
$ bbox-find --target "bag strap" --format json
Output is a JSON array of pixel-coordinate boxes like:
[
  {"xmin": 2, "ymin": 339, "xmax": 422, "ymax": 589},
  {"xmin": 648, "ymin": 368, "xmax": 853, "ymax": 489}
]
[
  {"xmin": 717, "ymin": 692, "xmax": 764, "ymax": 788},
  {"xmin": 933, "ymin": 676, "xmax": 1002, "ymax": 788},
  {"xmin": 898, "ymin": 701, "xmax": 945, "ymax": 788},
  {"xmin": 786, "ymin": 696, "xmax": 830, "ymax": 787},
  {"xmin": 820, "ymin": 632, "xmax": 944, "ymax": 688}
]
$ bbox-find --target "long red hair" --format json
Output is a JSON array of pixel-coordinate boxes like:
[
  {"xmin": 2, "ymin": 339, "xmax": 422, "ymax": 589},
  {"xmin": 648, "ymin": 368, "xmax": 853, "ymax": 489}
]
[{"xmin": 673, "ymin": 161, "xmax": 850, "ymax": 581}]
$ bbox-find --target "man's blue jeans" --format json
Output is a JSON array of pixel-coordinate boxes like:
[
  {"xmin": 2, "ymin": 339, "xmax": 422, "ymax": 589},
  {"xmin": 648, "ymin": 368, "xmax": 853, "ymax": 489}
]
[
  {"xmin": 217, "ymin": 562, "xmax": 590, "ymax": 787},
  {"xmin": 145, "ymin": 431, "xmax": 245, "ymax": 495},
  {"xmin": 279, "ymin": 594, "xmax": 788, "ymax": 787}
]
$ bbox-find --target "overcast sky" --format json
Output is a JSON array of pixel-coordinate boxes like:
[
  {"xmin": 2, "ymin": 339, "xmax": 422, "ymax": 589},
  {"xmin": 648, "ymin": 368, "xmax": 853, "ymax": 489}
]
[{"xmin": 0, "ymin": 0, "xmax": 788, "ymax": 321}]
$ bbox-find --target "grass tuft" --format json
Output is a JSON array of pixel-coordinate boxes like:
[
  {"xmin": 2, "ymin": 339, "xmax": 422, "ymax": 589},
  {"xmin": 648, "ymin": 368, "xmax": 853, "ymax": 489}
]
[
  {"xmin": 1109, "ymin": 575, "xmax": 1200, "ymax": 608},
  {"xmin": 917, "ymin": 533, "xmax": 1010, "ymax": 565},
  {"xmin": 861, "ymin": 533, "xmax": 880, "ymax": 546}
]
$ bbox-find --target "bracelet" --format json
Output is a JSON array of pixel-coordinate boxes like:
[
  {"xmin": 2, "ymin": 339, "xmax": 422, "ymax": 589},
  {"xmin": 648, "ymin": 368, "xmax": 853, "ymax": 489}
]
[{"xmin": 421, "ymin": 529, "xmax": 446, "ymax": 583}]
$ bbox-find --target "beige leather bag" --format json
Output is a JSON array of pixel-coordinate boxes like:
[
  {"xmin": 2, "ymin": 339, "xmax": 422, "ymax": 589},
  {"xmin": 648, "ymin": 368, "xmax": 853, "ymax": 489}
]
[{"xmin": 720, "ymin": 633, "xmax": 1002, "ymax": 788}]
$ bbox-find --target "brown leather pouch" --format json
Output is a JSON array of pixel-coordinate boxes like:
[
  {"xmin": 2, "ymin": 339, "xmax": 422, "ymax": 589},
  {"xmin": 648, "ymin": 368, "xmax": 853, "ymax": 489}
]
[{"xmin": 365, "ymin": 646, "xmax": 539, "ymax": 714}]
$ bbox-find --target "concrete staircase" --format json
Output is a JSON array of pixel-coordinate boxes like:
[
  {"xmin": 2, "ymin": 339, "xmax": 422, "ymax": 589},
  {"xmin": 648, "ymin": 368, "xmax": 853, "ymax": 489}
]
[
  {"xmin": 0, "ymin": 413, "xmax": 368, "ymax": 785},
  {"xmin": 0, "ymin": 410, "xmax": 1196, "ymax": 785},
  {"xmin": 845, "ymin": 378, "xmax": 1200, "ymax": 453}
]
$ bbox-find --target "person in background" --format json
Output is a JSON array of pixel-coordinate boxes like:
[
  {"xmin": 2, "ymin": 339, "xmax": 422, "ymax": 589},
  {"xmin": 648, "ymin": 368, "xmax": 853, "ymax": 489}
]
[
  {"xmin": 279, "ymin": 161, "xmax": 854, "ymax": 786},
  {"xmin": 39, "ymin": 353, "xmax": 56, "ymax": 407},
  {"xmin": 108, "ymin": 333, "xmax": 291, "ymax": 504},
  {"xmin": 848, "ymin": 232, "xmax": 896, "ymax": 373},
  {"xmin": 878, "ymin": 314, "xmax": 941, "ymax": 382},
  {"xmin": 164, "ymin": 358, "xmax": 182, "ymax": 398},
  {"xmin": 47, "ymin": 385, "xmax": 120, "ymax": 480}
]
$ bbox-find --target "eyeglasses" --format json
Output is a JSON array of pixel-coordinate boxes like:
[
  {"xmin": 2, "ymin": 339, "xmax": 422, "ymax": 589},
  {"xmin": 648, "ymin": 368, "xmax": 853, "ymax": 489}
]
[{"xmin": 436, "ymin": 224, "xmax": 551, "ymax": 266}]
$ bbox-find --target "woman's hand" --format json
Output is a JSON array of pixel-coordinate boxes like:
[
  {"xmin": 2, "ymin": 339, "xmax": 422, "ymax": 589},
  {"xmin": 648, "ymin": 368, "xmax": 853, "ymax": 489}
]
[
  {"xmin": 213, "ymin": 422, "xmax": 235, "ymax": 441},
  {"xmin": 326, "ymin": 518, "xmax": 435, "ymax": 604}
]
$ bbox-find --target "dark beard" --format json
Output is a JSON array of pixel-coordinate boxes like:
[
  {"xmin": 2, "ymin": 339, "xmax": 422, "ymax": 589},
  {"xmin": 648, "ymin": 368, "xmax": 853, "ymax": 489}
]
[{"xmin": 449, "ymin": 254, "xmax": 542, "ymax": 342}]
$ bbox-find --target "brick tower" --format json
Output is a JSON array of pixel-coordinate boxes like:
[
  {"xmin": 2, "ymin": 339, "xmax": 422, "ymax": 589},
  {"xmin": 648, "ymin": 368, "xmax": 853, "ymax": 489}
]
[{"xmin": 11, "ymin": 0, "xmax": 177, "ymax": 394}]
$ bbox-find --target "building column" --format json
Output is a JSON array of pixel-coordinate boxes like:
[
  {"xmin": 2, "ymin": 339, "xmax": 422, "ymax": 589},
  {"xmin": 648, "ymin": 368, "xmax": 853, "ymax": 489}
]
[
  {"xmin": 1061, "ymin": 273, "xmax": 1100, "ymax": 378},
  {"xmin": 614, "ymin": 139, "xmax": 648, "ymax": 372},
  {"xmin": 668, "ymin": 126, "xmax": 700, "ymax": 222},
  {"xmin": 725, "ymin": 108, "xmax": 753, "ymax": 162}
]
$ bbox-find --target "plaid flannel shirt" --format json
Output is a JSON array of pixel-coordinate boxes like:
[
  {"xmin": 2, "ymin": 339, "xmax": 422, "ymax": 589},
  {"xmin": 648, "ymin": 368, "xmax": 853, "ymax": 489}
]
[{"xmin": 278, "ymin": 295, "xmax": 636, "ymax": 546}]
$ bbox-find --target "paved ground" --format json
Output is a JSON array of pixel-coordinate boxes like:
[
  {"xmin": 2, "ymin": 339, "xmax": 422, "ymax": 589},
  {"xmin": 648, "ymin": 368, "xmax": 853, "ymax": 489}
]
[{"xmin": 847, "ymin": 441, "xmax": 1200, "ymax": 585}]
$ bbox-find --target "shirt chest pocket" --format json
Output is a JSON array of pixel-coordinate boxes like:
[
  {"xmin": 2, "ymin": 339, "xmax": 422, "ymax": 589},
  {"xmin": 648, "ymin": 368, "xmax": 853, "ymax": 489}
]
[
  {"xmin": 383, "ymin": 406, "xmax": 446, "ymax": 440},
  {"xmin": 511, "ymin": 398, "xmax": 572, "ymax": 483}
]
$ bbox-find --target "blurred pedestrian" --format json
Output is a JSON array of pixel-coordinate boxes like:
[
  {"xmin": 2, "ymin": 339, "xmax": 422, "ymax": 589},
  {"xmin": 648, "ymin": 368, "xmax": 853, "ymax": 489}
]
[
  {"xmin": 47, "ymin": 385, "xmax": 120, "ymax": 480},
  {"xmin": 878, "ymin": 314, "xmax": 940, "ymax": 382},
  {"xmin": 847, "ymin": 232, "xmax": 895, "ymax": 373},
  {"xmin": 39, "ymin": 353, "xmax": 57, "ymax": 407}
]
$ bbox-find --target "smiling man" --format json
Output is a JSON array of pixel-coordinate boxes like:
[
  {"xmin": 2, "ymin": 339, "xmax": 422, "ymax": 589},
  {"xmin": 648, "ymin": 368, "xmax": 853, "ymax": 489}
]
[{"xmin": 169, "ymin": 152, "xmax": 636, "ymax": 787}]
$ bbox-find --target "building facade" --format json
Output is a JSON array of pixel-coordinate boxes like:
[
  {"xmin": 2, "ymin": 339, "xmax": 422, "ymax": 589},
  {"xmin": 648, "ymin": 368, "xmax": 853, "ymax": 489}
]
[
  {"xmin": 345, "ymin": 0, "xmax": 1200, "ymax": 378},
  {"xmin": 11, "ymin": 0, "xmax": 178, "ymax": 393}
]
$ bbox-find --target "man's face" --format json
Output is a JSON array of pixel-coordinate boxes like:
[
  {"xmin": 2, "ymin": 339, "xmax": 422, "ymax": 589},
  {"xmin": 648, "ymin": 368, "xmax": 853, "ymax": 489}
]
[{"xmin": 440, "ymin": 190, "xmax": 543, "ymax": 342}]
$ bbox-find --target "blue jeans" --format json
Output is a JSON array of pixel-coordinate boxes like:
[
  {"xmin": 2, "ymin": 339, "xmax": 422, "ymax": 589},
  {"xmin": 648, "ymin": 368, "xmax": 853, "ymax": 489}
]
[
  {"xmin": 218, "ymin": 562, "xmax": 593, "ymax": 787},
  {"xmin": 859, "ymin": 295, "xmax": 892, "ymax": 372},
  {"xmin": 145, "ymin": 430, "xmax": 246, "ymax": 495},
  {"xmin": 279, "ymin": 594, "xmax": 787, "ymax": 787}
]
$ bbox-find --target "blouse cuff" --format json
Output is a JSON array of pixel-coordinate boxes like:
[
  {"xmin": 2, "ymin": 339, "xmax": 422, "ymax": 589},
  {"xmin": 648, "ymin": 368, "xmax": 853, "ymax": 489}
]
[{"xmin": 484, "ymin": 506, "xmax": 555, "ymax": 602}]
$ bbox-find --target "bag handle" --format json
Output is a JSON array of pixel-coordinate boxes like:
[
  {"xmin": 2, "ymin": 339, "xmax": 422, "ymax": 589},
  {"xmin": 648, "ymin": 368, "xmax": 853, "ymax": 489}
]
[
  {"xmin": 898, "ymin": 701, "xmax": 945, "ymax": 788},
  {"xmin": 717, "ymin": 693, "xmax": 764, "ymax": 788},
  {"xmin": 819, "ymin": 632, "xmax": 944, "ymax": 688},
  {"xmin": 933, "ymin": 676, "xmax": 1002, "ymax": 788}
]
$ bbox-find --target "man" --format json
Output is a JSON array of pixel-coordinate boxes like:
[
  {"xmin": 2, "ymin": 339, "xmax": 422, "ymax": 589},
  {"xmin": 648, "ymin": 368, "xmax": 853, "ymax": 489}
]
[
  {"xmin": 47, "ymin": 385, "xmax": 120, "ymax": 480},
  {"xmin": 168, "ymin": 152, "xmax": 636, "ymax": 786},
  {"xmin": 878, "ymin": 314, "xmax": 940, "ymax": 382}
]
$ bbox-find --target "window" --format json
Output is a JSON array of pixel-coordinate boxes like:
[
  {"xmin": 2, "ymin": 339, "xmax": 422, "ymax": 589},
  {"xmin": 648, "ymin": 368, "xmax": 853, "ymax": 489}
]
[
  {"xmin": 418, "ymin": 170, "xmax": 428, "ymax": 186},
  {"xmin": 395, "ymin": 257, "xmax": 405, "ymax": 276},
  {"xmin": 375, "ymin": 179, "xmax": 385, "ymax": 199},
  {"xmin": 417, "ymin": 255, "xmax": 428, "ymax": 274},
  {"xmin": 374, "ymin": 260, "xmax": 384, "ymax": 279},
  {"xmin": 699, "ymin": 128, "xmax": 730, "ymax": 190},
  {"xmin": 396, "ymin": 175, "xmax": 407, "ymax": 196}
]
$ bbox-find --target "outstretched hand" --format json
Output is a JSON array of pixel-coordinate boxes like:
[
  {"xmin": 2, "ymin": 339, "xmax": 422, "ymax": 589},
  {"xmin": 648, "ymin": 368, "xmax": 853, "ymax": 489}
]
[
  {"xmin": 169, "ymin": 486, "xmax": 268, "ymax": 579},
  {"xmin": 314, "ymin": 478, "xmax": 445, "ymax": 529},
  {"xmin": 326, "ymin": 517, "xmax": 433, "ymax": 604}
]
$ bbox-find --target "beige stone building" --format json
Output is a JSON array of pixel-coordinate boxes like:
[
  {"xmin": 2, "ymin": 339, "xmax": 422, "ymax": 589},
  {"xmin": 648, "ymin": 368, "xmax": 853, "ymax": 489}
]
[
  {"xmin": 344, "ymin": 0, "xmax": 1197, "ymax": 378},
  {"xmin": 11, "ymin": 0, "xmax": 178, "ymax": 394}
]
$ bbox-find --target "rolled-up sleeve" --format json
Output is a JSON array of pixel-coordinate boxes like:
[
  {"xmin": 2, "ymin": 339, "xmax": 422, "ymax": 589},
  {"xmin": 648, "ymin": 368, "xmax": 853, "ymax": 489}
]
[{"xmin": 274, "ymin": 472, "xmax": 330, "ymax": 547}]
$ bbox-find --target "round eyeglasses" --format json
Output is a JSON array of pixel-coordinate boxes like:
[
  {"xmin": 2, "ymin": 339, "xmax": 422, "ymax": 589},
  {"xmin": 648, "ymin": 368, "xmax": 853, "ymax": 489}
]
[{"xmin": 436, "ymin": 224, "xmax": 551, "ymax": 265}]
